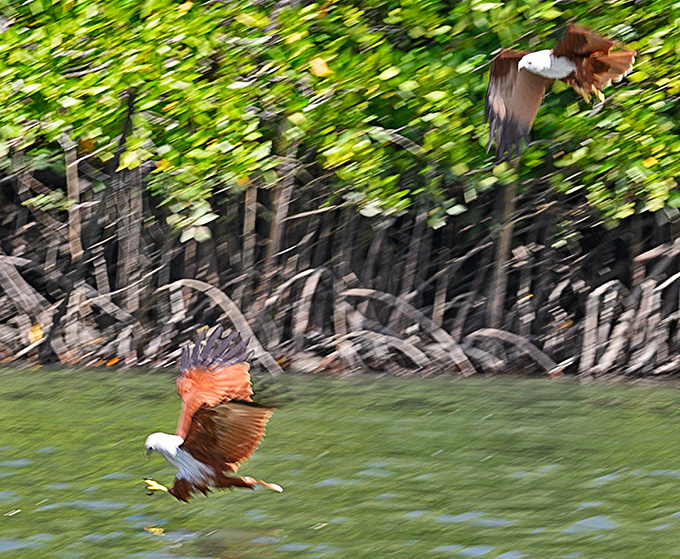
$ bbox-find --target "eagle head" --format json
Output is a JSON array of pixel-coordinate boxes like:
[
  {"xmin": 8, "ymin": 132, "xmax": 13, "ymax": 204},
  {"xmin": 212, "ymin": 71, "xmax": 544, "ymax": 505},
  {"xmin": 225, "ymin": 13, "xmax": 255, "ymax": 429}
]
[
  {"xmin": 144, "ymin": 432, "xmax": 182, "ymax": 458},
  {"xmin": 518, "ymin": 49, "xmax": 552, "ymax": 74}
]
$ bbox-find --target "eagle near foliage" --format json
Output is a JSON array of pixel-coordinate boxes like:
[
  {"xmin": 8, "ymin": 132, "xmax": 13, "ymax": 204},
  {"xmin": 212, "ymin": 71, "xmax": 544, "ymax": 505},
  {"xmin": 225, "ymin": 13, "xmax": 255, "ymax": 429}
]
[
  {"xmin": 144, "ymin": 326, "xmax": 282, "ymax": 502},
  {"xmin": 485, "ymin": 24, "xmax": 635, "ymax": 160}
]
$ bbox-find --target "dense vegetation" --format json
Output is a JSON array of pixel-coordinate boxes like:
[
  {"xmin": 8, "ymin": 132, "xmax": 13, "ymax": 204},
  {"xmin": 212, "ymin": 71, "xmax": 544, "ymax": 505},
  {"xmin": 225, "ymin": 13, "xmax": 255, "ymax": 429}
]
[{"xmin": 1, "ymin": 0, "xmax": 679, "ymax": 377}]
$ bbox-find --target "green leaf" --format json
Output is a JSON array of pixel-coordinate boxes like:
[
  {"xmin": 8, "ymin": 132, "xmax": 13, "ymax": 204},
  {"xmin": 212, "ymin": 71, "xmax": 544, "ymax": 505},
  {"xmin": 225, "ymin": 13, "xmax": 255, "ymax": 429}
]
[
  {"xmin": 446, "ymin": 204, "xmax": 467, "ymax": 216},
  {"xmin": 193, "ymin": 225, "xmax": 212, "ymax": 242},
  {"xmin": 378, "ymin": 66, "xmax": 401, "ymax": 80},
  {"xmin": 424, "ymin": 91, "xmax": 447, "ymax": 102}
]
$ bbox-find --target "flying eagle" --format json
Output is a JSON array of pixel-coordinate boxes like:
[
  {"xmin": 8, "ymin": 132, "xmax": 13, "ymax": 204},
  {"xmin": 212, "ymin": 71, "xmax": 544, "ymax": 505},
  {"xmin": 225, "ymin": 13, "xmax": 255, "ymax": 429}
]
[
  {"xmin": 143, "ymin": 326, "xmax": 282, "ymax": 502},
  {"xmin": 485, "ymin": 24, "xmax": 635, "ymax": 160}
]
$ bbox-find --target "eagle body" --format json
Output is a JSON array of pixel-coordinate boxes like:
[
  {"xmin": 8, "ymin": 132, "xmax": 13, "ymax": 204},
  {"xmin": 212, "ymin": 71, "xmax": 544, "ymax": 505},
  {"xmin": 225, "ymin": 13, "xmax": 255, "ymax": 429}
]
[
  {"xmin": 518, "ymin": 50, "xmax": 576, "ymax": 79},
  {"xmin": 144, "ymin": 433, "xmax": 214, "ymax": 486},
  {"xmin": 144, "ymin": 327, "xmax": 282, "ymax": 502},
  {"xmin": 485, "ymin": 24, "xmax": 635, "ymax": 160}
]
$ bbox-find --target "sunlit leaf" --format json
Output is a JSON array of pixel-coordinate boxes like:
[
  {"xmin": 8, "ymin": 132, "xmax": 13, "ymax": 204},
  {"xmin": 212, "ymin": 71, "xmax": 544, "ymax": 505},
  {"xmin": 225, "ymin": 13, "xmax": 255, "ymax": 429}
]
[
  {"xmin": 177, "ymin": 1, "xmax": 193, "ymax": 14},
  {"xmin": 310, "ymin": 57, "xmax": 333, "ymax": 77},
  {"xmin": 378, "ymin": 66, "xmax": 401, "ymax": 80}
]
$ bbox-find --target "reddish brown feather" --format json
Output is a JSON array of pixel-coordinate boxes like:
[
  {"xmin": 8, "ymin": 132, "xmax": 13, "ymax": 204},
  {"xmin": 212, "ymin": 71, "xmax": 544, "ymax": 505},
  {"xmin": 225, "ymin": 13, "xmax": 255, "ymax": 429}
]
[
  {"xmin": 175, "ymin": 363, "xmax": 253, "ymax": 438},
  {"xmin": 489, "ymin": 48, "xmax": 529, "ymax": 79},
  {"xmin": 563, "ymin": 50, "xmax": 636, "ymax": 90},
  {"xmin": 170, "ymin": 473, "xmax": 272, "ymax": 502},
  {"xmin": 181, "ymin": 400, "xmax": 273, "ymax": 473},
  {"xmin": 553, "ymin": 24, "xmax": 614, "ymax": 57}
]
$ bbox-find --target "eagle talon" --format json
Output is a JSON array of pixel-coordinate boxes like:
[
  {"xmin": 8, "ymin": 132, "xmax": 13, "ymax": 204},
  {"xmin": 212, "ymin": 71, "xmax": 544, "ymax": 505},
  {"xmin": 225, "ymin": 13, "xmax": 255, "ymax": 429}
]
[
  {"xmin": 593, "ymin": 87, "xmax": 605, "ymax": 102},
  {"xmin": 143, "ymin": 478, "xmax": 169, "ymax": 494}
]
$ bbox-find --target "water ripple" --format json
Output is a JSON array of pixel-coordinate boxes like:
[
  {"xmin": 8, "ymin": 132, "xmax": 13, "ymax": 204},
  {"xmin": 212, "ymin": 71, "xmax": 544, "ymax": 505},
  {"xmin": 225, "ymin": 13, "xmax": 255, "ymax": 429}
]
[
  {"xmin": 563, "ymin": 515, "xmax": 620, "ymax": 534},
  {"xmin": 250, "ymin": 536, "xmax": 283, "ymax": 544},
  {"xmin": 649, "ymin": 469, "xmax": 680, "ymax": 480},
  {"xmin": 278, "ymin": 543, "xmax": 311, "ymax": 551},
  {"xmin": 0, "ymin": 490, "xmax": 18, "ymax": 502},
  {"xmin": 459, "ymin": 545, "xmax": 496, "ymax": 556},
  {"xmin": 0, "ymin": 538, "xmax": 43, "ymax": 552},
  {"xmin": 0, "ymin": 458, "xmax": 33, "ymax": 468},
  {"xmin": 591, "ymin": 473, "xmax": 620, "ymax": 486},
  {"xmin": 37, "ymin": 499, "xmax": 128, "ymax": 511},
  {"xmin": 435, "ymin": 512, "xmax": 484, "ymax": 523},
  {"xmin": 316, "ymin": 478, "xmax": 350, "ymax": 486},
  {"xmin": 430, "ymin": 544, "xmax": 462, "ymax": 553},
  {"xmin": 355, "ymin": 468, "xmax": 393, "ymax": 477}
]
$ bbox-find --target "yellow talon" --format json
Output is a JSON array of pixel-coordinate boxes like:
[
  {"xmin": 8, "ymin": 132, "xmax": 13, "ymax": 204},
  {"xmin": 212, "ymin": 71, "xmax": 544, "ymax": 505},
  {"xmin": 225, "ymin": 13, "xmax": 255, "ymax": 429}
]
[
  {"xmin": 143, "ymin": 478, "xmax": 169, "ymax": 494},
  {"xmin": 593, "ymin": 87, "xmax": 605, "ymax": 102},
  {"xmin": 574, "ymin": 85, "xmax": 591, "ymax": 103}
]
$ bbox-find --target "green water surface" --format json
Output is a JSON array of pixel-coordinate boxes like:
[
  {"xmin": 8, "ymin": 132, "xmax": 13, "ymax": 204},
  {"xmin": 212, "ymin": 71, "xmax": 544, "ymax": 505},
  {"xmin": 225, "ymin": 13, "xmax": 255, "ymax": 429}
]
[{"xmin": 0, "ymin": 370, "xmax": 679, "ymax": 558}]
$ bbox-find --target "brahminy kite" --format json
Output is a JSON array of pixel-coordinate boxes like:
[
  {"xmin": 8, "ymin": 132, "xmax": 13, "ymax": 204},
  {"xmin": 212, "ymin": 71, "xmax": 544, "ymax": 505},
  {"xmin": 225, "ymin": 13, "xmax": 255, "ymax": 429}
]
[
  {"xmin": 143, "ymin": 326, "xmax": 282, "ymax": 502},
  {"xmin": 485, "ymin": 24, "xmax": 635, "ymax": 160}
]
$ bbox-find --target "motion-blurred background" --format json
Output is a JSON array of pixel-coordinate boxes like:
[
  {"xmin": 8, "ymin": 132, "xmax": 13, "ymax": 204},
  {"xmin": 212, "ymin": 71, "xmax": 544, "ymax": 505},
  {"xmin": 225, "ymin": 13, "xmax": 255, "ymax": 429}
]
[
  {"xmin": 0, "ymin": 0, "xmax": 677, "ymax": 377},
  {"xmin": 1, "ymin": 2, "xmax": 680, "ymax": 557}
]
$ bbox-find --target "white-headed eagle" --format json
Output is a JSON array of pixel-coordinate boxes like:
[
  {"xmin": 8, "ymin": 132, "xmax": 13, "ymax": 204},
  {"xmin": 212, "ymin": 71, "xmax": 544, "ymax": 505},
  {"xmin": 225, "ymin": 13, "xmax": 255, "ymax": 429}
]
[
  {"xmin": 485, "ymin": 24, "xmax": 635, "ymax": 160},
  {"xmin": 143, "ymin": 326, "xmax": 282, "ymax": 502}
]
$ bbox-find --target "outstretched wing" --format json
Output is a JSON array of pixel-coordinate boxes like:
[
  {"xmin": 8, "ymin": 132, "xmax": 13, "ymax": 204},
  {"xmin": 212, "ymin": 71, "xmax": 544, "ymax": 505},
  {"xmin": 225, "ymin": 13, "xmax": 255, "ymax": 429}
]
[
  {"xmin": 485, "ymin": 48, "xmax": 549, "ymax": 160},
  {"xmin": 175, "ymin": 326, "xmax": 254, "ymax": 438},
  {"xmin": 553, "ymin": 24, "xmax": 614, "ymax": 57},
  {"xmin": 553, "ymin": 24, "xmax": 635, "ymax": 93},
  {"xmin": 180, "ymin": 400, "xmax": 273, "ymax": 472}
]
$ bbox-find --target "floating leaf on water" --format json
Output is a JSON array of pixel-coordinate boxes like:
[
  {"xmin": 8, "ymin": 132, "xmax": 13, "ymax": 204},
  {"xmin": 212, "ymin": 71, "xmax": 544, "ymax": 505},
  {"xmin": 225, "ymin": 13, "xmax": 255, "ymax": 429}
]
[{"xmin": 144, "ymin": 527, "xmax": 164, "ymax": 536}]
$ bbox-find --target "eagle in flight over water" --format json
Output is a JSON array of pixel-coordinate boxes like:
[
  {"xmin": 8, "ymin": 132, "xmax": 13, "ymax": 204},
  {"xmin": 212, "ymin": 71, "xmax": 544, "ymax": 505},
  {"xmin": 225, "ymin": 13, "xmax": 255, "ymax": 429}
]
[
  {"xmin": 143, "ymin": 326, "xmax": 282, "ymax": 502},
  {"xmin": 485, "ymin": 24, "xmax": 636, "ymax": 160}
]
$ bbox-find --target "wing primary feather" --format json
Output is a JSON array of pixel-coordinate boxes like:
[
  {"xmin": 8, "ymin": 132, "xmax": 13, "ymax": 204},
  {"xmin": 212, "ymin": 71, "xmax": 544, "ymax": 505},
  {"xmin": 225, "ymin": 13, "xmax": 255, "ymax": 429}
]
[
  {"xmin": 485, "ymin": 50, "xmax": 548, "ymax": 160},
  {"xmin": 180, "ymin": 345, "xmax": 190, "ymax": 371},
  {"xmin": 202, "ymin": 325, "xmax": 223, "ymax": 364},
  {"xmin": 191, "ymin": 329, "xmax": 206, "ymax": 366},
  {"xmin": 221, "ymin": 338, "xmax": 249, "ymax": 365},
  {"xmin": 213, "ymin": 330, "xmax": 239, "ymax": 364}
]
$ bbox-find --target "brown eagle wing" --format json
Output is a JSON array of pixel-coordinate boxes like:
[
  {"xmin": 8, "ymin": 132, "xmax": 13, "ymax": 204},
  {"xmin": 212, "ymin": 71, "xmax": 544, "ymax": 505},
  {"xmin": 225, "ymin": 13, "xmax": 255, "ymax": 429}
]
[
  {"xmin": 553, "ymin": 24, "xmax": 614, "ymax": 57},
  {"xmin": 553, "ymin": 24, "xmax": 635, "ymax": 91},
  {"xmin": 180, "ymin": 401, "xmax": 273, "ymax": 473},
  {"xmin": 175, "ymin": 327, "xmax": 254, "ymax": 438},
  {"xmin": 485, "ymin": 48, "xmax": 549, "ymax": 160}
]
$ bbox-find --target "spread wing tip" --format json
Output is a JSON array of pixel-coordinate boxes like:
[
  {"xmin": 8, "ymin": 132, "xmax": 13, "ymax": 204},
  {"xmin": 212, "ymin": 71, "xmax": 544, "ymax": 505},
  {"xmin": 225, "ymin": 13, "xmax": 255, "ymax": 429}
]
[{"xmin": 181, "ymin": 326, "xmax": 252, "ymax": 372}]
